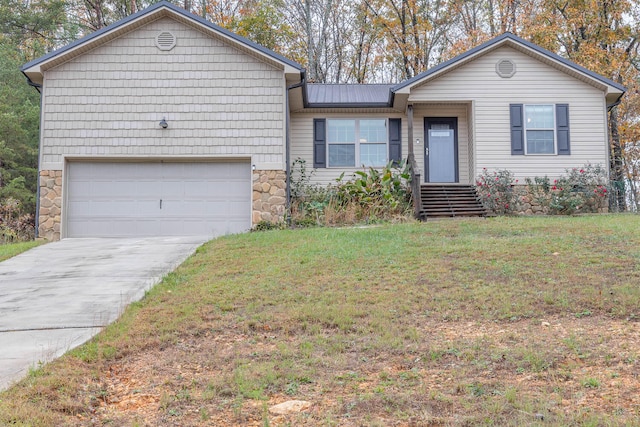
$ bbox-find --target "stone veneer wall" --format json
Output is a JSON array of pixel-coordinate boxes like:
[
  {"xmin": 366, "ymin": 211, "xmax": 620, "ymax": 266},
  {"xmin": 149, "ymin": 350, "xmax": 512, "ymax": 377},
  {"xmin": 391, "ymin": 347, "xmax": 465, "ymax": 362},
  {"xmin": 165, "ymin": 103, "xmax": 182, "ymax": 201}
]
[
  {"xmin": 38, "ymin": 170, "xmax": 63, "ymax": 241},
  {"xmin": 516, "ymin": 185, "xmax": 608, "ymax": 215},
  {"xmin": 252, "ymin": 170, "xmax": 287, "ymax": 225}
]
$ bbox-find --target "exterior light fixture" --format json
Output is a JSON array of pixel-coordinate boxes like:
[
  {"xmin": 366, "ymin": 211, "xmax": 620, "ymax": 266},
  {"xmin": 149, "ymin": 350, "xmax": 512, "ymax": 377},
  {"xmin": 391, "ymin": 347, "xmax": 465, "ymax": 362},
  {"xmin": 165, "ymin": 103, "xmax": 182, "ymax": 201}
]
[
  {"xmin": 252, "ymin": 164, "xmax": 256, "ymax": 171},
  {"xmin": 416, "ymin": 138, "xmax": 421, "ymax": 144},
  {"xmin": 159, "ymin": 118, "xmax": 168, "ymax": 129}
]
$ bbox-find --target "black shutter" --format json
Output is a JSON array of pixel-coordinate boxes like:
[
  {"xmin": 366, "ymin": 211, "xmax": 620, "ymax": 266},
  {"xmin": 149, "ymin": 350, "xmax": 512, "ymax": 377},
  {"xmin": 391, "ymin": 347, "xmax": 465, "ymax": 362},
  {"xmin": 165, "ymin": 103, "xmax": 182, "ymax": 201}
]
[
  {"xmin": 388, "ymin": 118, "xmax": 402, "ymax": 165},
  {"xmin": 313, "ymin": 118, "xmax": 326, "ymax": 168},
  {"xmin": 556, "ymin": 104, "xmax": 570, "ymax": 155},
  {"xmin": 510, "ymin": 104, "xmax": 524, "ymax": 155}
]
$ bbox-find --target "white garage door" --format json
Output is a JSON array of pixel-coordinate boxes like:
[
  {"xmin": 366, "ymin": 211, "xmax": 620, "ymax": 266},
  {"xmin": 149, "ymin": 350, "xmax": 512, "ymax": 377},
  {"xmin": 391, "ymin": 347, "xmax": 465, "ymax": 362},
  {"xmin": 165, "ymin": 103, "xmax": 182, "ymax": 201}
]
[{"xmin": 66, "ymin": 161, "xmax": 251, "ymax": 238}]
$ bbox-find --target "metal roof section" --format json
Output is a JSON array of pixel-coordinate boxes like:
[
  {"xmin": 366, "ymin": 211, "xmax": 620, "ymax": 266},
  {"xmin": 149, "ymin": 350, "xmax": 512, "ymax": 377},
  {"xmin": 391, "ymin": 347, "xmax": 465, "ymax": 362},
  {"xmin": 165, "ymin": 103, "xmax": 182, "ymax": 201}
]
[
  {"xmin": 21, "ymin": 0, "xmax": 303, "ymax": 84},
  {"xmin": 306, "ymin": 84, "xmax": 395, "ymax": 108},
  {"xmin": 392, "ymin": 32, "xmax": 626, "ymax": 97}
]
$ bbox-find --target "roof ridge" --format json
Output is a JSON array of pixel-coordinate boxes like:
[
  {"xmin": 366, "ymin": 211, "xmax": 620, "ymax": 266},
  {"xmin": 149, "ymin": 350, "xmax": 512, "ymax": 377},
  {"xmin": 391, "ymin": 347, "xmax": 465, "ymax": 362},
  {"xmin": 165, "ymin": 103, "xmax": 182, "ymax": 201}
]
[
  {"xmin": 22, "ymin": 0, "xmax": 302, "ymax": 72},
  {"xmin": 392, "ymin": 32, "xmax": 625, "ymax": 93}
]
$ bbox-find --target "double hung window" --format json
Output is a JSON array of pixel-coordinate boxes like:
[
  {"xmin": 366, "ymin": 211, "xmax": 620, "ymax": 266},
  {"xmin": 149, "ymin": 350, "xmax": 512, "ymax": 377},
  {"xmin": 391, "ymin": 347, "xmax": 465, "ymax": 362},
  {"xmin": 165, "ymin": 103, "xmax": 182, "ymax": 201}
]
[
  {"xmin": 510, "ymin": 103, "xmax": 570, "ymax": 156},
  {"xmin": 327, "ymin": 119, "xmax": 387, "ymax": 167},
  {"xmin": 524, "ymin": 105, "xmax": 555, "ymax": 154}
]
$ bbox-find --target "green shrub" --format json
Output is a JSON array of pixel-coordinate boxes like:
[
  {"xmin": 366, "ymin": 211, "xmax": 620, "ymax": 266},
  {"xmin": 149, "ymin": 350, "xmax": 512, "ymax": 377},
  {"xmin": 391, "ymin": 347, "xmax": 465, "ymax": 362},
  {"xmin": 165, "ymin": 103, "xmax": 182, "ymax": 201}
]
[
  {"xmin": 475, "ymin": 168, "xmax": 522, "ymax": 215},
  {"xmin": 525, "ymin": 164, "xmax": 608, "ymax": 215},
  {"xmin": 0, "ymin": 198, "xmax": 34, "ymax": 243},
  {"xmin": 289, "ymin": 159, "xmax": 412, "ymax": 226},
  {"xmin": 252, "ymin": 220, "xmax": 286, "ymax": 232},
  {"xmin": 327, "ymin": 161, "xmax": 411, "ymax": 224},
  {"xmin": 289, "ymin": 158, "xmax": 333, "ymax": 227}
]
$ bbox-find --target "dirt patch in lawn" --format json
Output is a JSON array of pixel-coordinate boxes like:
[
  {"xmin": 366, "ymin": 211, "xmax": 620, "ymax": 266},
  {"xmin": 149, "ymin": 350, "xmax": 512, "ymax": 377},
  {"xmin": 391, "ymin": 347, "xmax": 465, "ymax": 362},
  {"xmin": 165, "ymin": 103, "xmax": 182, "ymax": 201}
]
[{"xmin": 65, "ymin": 315, "xmax": 639, "ymax": 426}]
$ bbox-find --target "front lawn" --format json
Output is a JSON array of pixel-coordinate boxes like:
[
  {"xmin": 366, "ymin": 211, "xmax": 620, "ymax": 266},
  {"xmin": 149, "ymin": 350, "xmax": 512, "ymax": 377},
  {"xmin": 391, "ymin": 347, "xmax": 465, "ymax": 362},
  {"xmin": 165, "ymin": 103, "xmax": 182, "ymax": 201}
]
[{"xmin": 1, "ymin": 215, "xmax": 639, "ymax": 425}]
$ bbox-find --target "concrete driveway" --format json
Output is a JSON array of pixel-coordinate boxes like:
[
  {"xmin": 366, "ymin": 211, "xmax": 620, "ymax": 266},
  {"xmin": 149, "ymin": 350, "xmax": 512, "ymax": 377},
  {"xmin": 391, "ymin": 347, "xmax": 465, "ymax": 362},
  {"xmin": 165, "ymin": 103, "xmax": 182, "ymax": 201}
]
[{"xmin": 0, "ymin": 236, "xmax": 208, "ymax": 391}]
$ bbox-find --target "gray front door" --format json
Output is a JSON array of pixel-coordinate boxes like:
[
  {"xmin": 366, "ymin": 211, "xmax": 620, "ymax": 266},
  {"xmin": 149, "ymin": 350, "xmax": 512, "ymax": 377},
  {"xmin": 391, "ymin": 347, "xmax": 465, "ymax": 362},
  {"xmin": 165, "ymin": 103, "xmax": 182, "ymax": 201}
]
[{"xmin": 425, "ymin": 118, "xmax": 458, "ymax": 183}]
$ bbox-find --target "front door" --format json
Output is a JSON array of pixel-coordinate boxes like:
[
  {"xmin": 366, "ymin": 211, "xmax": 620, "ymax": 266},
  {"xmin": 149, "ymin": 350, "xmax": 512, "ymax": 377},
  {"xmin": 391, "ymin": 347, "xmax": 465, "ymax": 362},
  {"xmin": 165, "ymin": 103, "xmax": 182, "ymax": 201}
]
[{"xmin": 425, "ymin": 118, "xmax": 458, "ymax": 183}]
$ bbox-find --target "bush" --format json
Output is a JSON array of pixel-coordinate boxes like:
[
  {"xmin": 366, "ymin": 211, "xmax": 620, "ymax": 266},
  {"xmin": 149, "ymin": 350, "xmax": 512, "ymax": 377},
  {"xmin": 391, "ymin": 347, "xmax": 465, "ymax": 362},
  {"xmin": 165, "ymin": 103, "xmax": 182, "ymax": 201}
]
[
  {"xmin": 252, "ymin": 220, "xmax": 286, "ymax": 231},
  {"xmin": 0, "ymin": 176, "xmax": 36, "ymax": 215},
  {"xmin": 289, "ymin": 159, "xmax": 412, "ymax": 226},
  {"xmin": 326, "ymin": 161, "xmax": 412, "ymax": 224},
  {"xmin": 0, "ymin": 198, "xmax": 35, "ymax": 243},
  {"xmin": 289, "ymin": 158, "xmax": 333, "ymax": 227},
  {"xmin": 475, "ymin": 168, "xmax": 522, "ymax": 215},
  {"xmin": 525, "ymin": 164, "xmax": 608, "ymax": 215}
]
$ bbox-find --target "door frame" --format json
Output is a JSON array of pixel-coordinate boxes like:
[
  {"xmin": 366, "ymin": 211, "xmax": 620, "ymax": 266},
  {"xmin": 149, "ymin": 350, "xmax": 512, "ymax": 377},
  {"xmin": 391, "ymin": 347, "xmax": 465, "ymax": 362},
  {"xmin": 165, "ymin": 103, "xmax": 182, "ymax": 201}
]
[{"xmin": 424, "ymin": 117, "xmax": 459, "ymax": 183}]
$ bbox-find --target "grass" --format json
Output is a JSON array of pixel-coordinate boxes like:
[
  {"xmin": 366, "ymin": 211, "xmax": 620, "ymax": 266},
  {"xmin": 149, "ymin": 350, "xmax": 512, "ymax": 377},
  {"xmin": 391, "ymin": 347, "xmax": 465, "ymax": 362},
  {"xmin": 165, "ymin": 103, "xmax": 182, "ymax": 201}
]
[
  {"xmin": 1, "ymin": 215, "xmax": 639, "ymax": 425},
  {"xmin": 0, "ymin": 240, "xmax": 44, "ymax": 262}
]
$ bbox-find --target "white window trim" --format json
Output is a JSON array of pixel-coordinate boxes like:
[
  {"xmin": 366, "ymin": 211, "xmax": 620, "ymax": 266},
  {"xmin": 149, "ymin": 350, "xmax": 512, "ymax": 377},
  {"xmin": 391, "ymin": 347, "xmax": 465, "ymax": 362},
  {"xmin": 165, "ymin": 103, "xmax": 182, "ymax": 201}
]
[
  {"xmin": 326, "ymin": 118, "xmax": 388, "ymax": 168},
  {"xmin": 523, "ymin": 104, "xmax": 556, "ymax": 155}
]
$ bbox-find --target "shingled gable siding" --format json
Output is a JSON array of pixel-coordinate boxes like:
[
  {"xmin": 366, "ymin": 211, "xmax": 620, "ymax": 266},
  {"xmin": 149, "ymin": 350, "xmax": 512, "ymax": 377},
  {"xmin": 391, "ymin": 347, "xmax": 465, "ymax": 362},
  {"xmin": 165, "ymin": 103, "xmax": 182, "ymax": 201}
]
[
  {"xmin": 38, "ymin": 17, "xmax": 287, "ymax": 238},
  {"xmin": 408, "ymin": 45, "xmax": 608, "ymax": 181}
]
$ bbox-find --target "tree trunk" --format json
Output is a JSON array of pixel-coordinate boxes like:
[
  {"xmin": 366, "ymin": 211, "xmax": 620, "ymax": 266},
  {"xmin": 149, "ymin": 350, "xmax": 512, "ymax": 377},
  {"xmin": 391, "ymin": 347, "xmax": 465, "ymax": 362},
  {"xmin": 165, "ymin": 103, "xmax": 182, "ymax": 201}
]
[
  {"xmin": 305, "ymin": 0, "xmax": 315, "ymax": 81},
  {"xmin": 609, "ymin": 106, "xmax": 626, "ymax": 212}
]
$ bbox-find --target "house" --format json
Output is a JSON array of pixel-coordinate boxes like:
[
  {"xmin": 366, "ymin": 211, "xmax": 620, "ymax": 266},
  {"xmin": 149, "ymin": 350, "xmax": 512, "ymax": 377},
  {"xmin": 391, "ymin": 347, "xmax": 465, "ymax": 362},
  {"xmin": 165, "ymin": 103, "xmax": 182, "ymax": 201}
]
[{"xmin": 21, "ymin": 1, "xmax": 625, "ymax": 240}]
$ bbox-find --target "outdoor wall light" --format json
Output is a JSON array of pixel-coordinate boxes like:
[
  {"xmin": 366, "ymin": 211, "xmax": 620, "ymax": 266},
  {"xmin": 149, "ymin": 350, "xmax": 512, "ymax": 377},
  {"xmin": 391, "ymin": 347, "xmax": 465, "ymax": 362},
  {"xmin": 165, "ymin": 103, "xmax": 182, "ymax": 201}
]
[
  {"xmin": 252, "ymin": 164, "xmax": 256, "ymax": 171},
  {"xmin": 159, "ymin": 118, "xmax": 168, "ymax": 129},
  {"xmin": 416, "ymin": 138, "xmax": 421, "ymax": 144}
]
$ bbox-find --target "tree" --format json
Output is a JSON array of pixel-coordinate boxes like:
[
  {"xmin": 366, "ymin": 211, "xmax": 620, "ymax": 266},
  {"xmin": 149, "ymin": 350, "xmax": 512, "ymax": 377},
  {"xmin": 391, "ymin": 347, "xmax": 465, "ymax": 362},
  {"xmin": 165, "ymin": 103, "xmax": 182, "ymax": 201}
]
[
  {"xmin": 0, "ymin": 0, "xmax": 74, "ymax": 55},
  {"xmin": 228, "ymin": 0, "xmax": 295, "ymax": 54},
  {"xmin": 520, "ymin": 0, "xmax": 639, "ymax": 211},
  {"xmin": 0, "ymin": 41, "xmax": 40, "ymax": 213},
  {"xmin": 346, "ymin": 1, "xmax": 383, "ymax": 83},
  {"xmin": 364, "ymin": 0, "xmax": 451, "ymax": 80}
]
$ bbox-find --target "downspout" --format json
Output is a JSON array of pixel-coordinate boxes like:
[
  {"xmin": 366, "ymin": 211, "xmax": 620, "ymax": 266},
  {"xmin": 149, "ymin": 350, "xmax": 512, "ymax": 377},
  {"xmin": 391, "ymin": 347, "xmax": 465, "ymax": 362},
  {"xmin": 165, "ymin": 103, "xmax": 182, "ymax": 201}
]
[
  {"xmin": 606, "ymin": 99, "xmax": 622, "ymax": 111},
  {"xmin": 22, "ymin": 72, "xmax": 43, "ymax": 238},
  {"xmin": 285, "ymin": 69, "xmax": 306, "ymax": 226}
]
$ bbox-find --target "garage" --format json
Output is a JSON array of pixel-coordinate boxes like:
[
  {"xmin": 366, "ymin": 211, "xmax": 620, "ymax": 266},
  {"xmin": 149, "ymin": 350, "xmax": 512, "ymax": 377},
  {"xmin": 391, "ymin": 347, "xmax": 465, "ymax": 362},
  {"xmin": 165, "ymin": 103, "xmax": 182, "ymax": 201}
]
[{"xmin": 65, "ymin": 161, "xmax": 251, "ymax": 238}]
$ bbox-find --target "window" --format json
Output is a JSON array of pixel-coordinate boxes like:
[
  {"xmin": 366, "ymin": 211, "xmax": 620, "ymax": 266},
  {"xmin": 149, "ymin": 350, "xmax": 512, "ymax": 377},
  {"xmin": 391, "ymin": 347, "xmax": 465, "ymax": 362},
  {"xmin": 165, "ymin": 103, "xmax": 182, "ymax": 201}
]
[
  {"xmin": 327, "ymin": 120, "xmax": 355, "ymax": 167},
  {"xmin": 510, "ymin": 104, "xmax": 570, "ymax": 156},
  {"xmin": 524, "ymin": 105, "xmax": 555, "ymax": 154},
  {"xmin": 327, "ymin": 119, "xmax": 387, "ymax": 167}
]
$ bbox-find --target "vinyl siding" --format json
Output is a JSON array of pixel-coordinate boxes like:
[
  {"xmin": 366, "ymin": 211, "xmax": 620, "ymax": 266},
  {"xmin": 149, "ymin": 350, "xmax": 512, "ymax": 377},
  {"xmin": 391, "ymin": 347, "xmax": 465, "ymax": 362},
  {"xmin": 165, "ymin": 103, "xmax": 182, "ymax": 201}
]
[
  {"xmin": 291, "ymin": 105, "xmax": 472, "ymax": 186},
  {"xmin": 290, "ymin": 112, "xmax": 406, "ymax": 186},
  {"xmin": 40, "ymin": 17, "xmax": 285, "ymax": 170},
  {"xmin": 409, "ymin": 46, "xmax": 608, "ymax": 181}
]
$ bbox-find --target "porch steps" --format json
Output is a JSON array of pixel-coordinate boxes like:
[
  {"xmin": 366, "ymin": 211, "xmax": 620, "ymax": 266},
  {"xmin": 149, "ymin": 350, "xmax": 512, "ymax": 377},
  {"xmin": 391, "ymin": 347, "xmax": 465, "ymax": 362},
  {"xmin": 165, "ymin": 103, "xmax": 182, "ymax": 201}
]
[{"xmin": 419, "ymin": 185, "xmax": 488, "ymax": 219}]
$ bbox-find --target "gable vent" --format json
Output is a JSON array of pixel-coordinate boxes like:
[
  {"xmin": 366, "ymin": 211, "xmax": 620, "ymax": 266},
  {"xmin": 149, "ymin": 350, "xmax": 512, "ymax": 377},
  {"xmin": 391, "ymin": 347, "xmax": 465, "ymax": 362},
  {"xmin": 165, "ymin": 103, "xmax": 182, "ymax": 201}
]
[
  {"xmin": 155, "ymin": 31, "xmax": 176, "ymax": 51},
  {"xmin": 496, "ymin": 59, "xmax": 516, "ymax": 78}
]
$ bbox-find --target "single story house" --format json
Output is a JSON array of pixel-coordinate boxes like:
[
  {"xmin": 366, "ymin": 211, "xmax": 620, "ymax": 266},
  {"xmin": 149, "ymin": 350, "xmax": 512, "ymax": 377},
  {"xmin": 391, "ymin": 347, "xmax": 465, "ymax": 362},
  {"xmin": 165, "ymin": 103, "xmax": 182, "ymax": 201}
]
[{"xmin": 21, "ymin": 1, "xmax": 625, "ymax": 240}]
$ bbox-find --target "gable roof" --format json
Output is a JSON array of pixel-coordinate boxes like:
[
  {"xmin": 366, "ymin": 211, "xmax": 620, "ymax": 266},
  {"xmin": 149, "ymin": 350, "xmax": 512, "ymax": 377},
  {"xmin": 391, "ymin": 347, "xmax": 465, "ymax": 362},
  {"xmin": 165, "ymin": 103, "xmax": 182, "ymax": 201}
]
[
  {"xmin": 392, "ymin": 32, "xmax": 625, "ymax": 102},
  {"xmin": 23, "ymin": 8, "xmax": 624, "ymax": 107},
  {"xmin": 21, "ymin": 1, "xmax": 303, "ymax": 85},
  {"xmin": 295, "ymin": 32, "xmax": 625, "ymax": 110}
]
